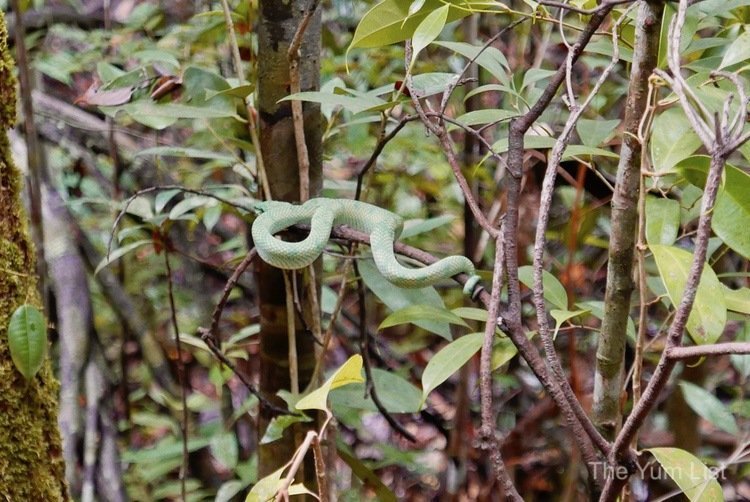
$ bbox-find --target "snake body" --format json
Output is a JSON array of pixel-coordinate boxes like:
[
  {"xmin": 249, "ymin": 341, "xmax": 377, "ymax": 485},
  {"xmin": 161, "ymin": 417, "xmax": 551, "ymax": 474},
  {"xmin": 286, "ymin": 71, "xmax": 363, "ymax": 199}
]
[{"xmin": 252, "ymin": 198, "xmax": 481, "ymax": 295}]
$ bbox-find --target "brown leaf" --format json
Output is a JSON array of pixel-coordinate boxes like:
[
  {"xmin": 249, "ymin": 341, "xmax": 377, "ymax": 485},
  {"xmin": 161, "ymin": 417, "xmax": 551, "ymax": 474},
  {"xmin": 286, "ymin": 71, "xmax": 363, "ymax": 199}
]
[
  {"xmin": 74, "ymin": 82, "xmax": 133, "ymax": 107},
  {"xmin": 150, "ymin": 75, "xmax": 182, "ymax": 100}
]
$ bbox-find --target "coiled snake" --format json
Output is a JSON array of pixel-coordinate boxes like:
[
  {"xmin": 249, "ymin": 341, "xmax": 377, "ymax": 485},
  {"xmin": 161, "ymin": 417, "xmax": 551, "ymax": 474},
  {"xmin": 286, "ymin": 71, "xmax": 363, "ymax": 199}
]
[{"xmin": 252, "ymin": 198, "xmax": 481, "ymax": 296}]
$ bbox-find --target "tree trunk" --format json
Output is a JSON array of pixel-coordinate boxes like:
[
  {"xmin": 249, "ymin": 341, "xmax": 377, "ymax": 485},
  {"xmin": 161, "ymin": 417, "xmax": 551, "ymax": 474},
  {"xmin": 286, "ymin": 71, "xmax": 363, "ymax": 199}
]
[
  {"xmin": 0, "ymin": 11, "xmax": 68, "ymax": 500},
  {"xmin": 592, "ymin": 0, "xmax": 664, "ymax": 437},
  {"xmin": 255, "ymin": 0, "xmax": 322, "ymax": 481}
]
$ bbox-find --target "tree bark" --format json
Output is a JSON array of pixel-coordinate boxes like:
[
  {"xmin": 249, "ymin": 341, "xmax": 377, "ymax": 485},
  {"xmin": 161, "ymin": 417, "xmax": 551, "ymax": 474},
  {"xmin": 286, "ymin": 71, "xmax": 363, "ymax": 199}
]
[
  {"xmin": 0, "ymin": 11, "xmax": 68, "ymax": 500},
  {"xmin": 255, "ymin": 0, "xmax": 322, "ymax": 481}
]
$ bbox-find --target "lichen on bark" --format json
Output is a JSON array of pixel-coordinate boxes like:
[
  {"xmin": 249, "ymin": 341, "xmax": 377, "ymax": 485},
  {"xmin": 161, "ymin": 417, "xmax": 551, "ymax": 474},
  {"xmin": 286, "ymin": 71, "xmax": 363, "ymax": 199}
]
[{"xmin": 0, "ymin": 10, "xmax": 68, "ymax": 500}]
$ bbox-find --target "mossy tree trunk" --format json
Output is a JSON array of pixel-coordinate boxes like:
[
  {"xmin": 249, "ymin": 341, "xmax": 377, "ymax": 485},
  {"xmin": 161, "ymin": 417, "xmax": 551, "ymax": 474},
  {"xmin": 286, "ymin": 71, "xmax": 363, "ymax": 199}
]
[
  {"xmin": 254, "ymin": 0, "xmax": 322, "ymax": 482},
  {"xmin": 0, "ymin": 11, "xmax": 68, "ymax": 501}
]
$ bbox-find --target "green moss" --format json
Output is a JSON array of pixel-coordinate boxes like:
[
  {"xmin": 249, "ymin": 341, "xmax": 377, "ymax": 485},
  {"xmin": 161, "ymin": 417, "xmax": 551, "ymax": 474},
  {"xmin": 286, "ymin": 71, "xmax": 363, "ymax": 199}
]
[
  {"xmin": 0, "ymin": 12, "xmax": 16, "ymax": 129},
  {"xmin": 0, "ymin": 11, "xmax": 68, "ymax": 501}
]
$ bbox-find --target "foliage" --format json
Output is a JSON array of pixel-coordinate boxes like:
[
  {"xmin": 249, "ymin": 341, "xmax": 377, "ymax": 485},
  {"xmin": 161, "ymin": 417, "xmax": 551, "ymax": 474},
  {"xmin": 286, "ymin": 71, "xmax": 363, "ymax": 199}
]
[{"xmin": 9, "ymin": 0, "xmax": 750, "ymax": 500}]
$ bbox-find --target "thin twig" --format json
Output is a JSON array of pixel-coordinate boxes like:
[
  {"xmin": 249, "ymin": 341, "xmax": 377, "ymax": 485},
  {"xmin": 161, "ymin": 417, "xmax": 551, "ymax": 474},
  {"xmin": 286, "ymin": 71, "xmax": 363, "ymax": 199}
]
[
  {"xmin": 218, "ymin": 0, "xmax": 270, "ymax": 199},
  {"xmin": 274, "ymin": 413, "xmax": 334, "ymax": 501},
  {"xmin": 406, "ymin": 54, "xmax": 500, "ymax": 238},
  {"xmin": 530, "ymin": 6, "xmax": 625, "ymax": 463},
  {"xmin": 354, "ymin": 261, "xmax": 417, "ymax": 442},
  {"xmin": 537, "ymin": 0, "xmax": 636, "ymax": 15},
  {"xmin": 665, "ymin": 343, "xmax": 750, "ymax": 360},
  {"xmin": 477, "ymin": 232, "xmax": 520, "ymax": 499},
  {"xmin": 288, "ymin": 0, "xmax": 321, "ymax": 202},
  {"xmin": 480, "ymin": 234, "xmax": 505, "ymax": 435},
  {"xmin": 106, "ymin": 185, "xmax": 252, "ymax": 259},
  {"xmin": 603, "ymin": 147, "xmax": 727, "ymax": 500},
  {"xmin": 283, "ymin": 271, "xmax": 300, "ymax": 395},
  {"xmin": 164, "ymin": 251, "xmax": 188, "ymax": 501},
  {"xmin": 198, "ymin": 329, "xmax": 289, "ymax": 415},
  {"xmin": 355, "ymin": 115, "xmax": 417, "ymax": 200},
  {"xmin": 503, "ymin": 4, "xmax": 617, "ymax": 485},
  {"xmin": 632, "ymin": 77, "xmax": 660, "ymax": 438},
  {"xmin": 309, "ymin": 260, "xmax": 353, "ymax": 387},
  {"xmin": 437, "ymin": 17, "xmax": 528, "ymax": 119},
  {"xmin": 312, "ymin": 435, "xmax": 329, "ymax": 502},
  {"xmin": 205, "ymin": 248, "xmax": 257, "ymax": 350},
  {"xmin": 603, "ymin": 0, "xmax": 750, "ymax": 495},
  {"xmin": 275, "ymin": 430, "xmax": 317, "ymax": 502}
]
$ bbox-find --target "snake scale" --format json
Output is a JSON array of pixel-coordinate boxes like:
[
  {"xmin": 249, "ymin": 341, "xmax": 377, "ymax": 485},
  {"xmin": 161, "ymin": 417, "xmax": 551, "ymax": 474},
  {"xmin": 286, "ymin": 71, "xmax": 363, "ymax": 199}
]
[{"xmin": 252, "ymin": 198, "xmax": 481, "ymax": 296}]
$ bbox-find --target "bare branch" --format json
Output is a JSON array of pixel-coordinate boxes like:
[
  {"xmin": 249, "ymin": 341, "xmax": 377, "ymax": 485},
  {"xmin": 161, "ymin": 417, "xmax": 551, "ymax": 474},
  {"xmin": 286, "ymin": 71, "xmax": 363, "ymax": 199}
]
[
  {"xmin": 537, "ymin": 0, "xmax": 637, "ymax": 15},
  {"xmin": 532, "ymin": 2, "xmax": 628, "ymax": 461},
  {"xmin": 163, "ymin": 251, "xmax": 189, "ymax": 501},
  {"xmin": 666, "ymin": 342, "xmax": 750, "ymax": 360},
  {"xmin": 603, "ymin": 151, "xmax": 727, "ymax": 500}
]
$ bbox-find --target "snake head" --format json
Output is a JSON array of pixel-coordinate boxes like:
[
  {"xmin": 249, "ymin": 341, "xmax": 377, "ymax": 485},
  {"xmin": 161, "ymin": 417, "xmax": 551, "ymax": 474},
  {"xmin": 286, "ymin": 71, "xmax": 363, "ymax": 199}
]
[
  {"xmin": 253, "ymin": 200, "xmax": 289, "ymax": 214},
  {"xmin": 253, "ymin": 201, "xmax": 271, "ymax": 214}
]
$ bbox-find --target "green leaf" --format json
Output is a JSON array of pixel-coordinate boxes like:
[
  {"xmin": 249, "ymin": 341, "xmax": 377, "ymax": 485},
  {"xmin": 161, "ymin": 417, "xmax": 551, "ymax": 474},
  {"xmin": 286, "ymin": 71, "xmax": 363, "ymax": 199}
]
[
  {"xmin": 409, "ymin": 4, "xmax": 449, "ymax": 69},
  {"xmin": 182, "ymin": 66, "xmax": 234, "ymax": 110},
  {"xmin": 408, "ymin": 0, "xmax": 427, "ymax": 16},
  {"xmin": 132, "ymin": 49, "xmax": 180, "ymax": 70},
  {"xmin": 650, "ymin": 108, "xmax": 702, "ymax": 173},
  {"xmin": 676, "ymin": 156, "xmax": 750, "ymax": 260},
  {"xmin": 97, "ymin": 62, "xmax": 126, "ymax": 82},
  {"xmin": 205, "ymin": 84, "xmax": 255, "ymax": 101},
  {"xmin": 730, "ymin": 323, "xmax": 750, "ymax": 378},
  {"xmin": 720, "ymin": 29, "xmax": 750, "ymax": 69},
  {"xmin": 137, "ymin": 146, "xmax": 235, "ymax": 163},
  {"xmin": 379, "ymin": 304, "xmax": 469, "ymax": 331},
  {"xmin": 203, "ymin": 204, "xmax": 222, "ymax": 232},
  {"xmin": 296, "ymin": 355, "xmax": 364, "ymax": 411},
  {"xmin": 95, "ymin": 239, "xmax": 152, "ymax": 275},
  {"xmin": 490, "ymin": 135, "xmax": 618, "ymax": 160},
  {"xmin": 122, "ymin": 436, "xmax": 211, "ymax": 463},
  {"xmin": 216, "ymin": 480, "xmax": 245, "ymax": 502},
  {"xmin": 337, "ymin": 447, "xmax": 397, "ymax": 502},
  {"xmin": 114, "ymin": 101, "xmax": 241, "ymax": 129},
  {"xmin": 464, "ymin": 83, "xmax": 515, "ymax": 102},
  {"xmin": 349, "ymin": 0, "xmax": 471, "ymax": 52},
  {"xmin": 434, "ymin": 41, "xmax": 509, "ymax": 82},
  {"xmin": 401, "ymin": 214, "xmax": 455, "ymax": 238},
  {"xmin": 260, "ymin": 415, "xmax": 313, "ymax": 444},
  {"xmin": 421, "ymin": 333, "xmax": 483, "ymax": 402},
  {"xmin": 154, "ymin": 189, "xmax": 182, "ymax": 213},
  {"xmin": 722, "ymin": 285, "xmax": 750, "ymax": 314},
  {"xmin": 648, "ymin": 447, "xmax": 724, "ymax": 501},
  {"xmin": 7, "ymin": 305, "xmax": 47, "ymax": 379},
  {"xmin": 550, "ymin": 309, "xmax": 589, "ymax": 339},
  {"xmin": 246, "ymin": 466, "xmax": 285, "ymax": 502},
  {"xmin": 521, "ymin": 68, "xmax": 556, "ymax": 90},
  {"xmin": 576, "ymin": 300, "xmax": 636, "ymax": 341},
  {"xmin": 210, "ymin": 433, "xmax": 239, "ymax": 470},
  {"xmin": 451, "ymin": 307, "xmax": 489, "ymax": 322},
  {"xmin": 491, "ymin": 335, "xmax": 519, "ymax": 370},
  {"xmin": 453, "ymin": 109, "xmax": 517, "ymax": 127},
  {"xmin": 330, "ymin": 368, "xmax": 423, "ymax": 413},
  {"xmin": 646, "ymin": 196, "xmax": 680, "ymax": 246},
  {"xmin": 650, "ymin": 244, "xmax": 726, "ymax": 344},
  {"xmin": 169, "ymin": 196, "xmax": 212, "ymax": 220},
  {"xmin": 124, "ymin": 196, "xmax": 154, "ymax": 220},
  {"xmin": 359, "ymin": 259, "xmax": 452, "ymax": 339},
  {"xmin": 280, "ymin": 91, "xmax": 386, "ymax": 115},
  {"xmin": 679, "ymin": 381, "xmax": 738, "ymax": 435},
  {"xmin": 518, "ymin": 265, "xmax": 568, "ymax": 310}
]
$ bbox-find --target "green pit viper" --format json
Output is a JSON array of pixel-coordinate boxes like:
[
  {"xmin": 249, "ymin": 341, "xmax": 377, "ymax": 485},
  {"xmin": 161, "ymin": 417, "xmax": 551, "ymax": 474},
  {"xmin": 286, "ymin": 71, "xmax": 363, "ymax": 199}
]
[{"xmin": 252, "ymin": 198, "xmax": 482, "ymax": 296}]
